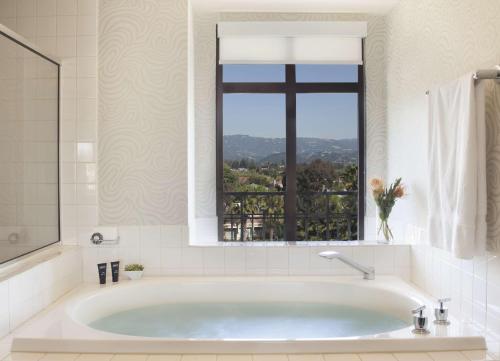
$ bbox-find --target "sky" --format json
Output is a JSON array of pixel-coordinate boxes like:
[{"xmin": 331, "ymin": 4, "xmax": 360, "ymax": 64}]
[{"xmin": 222, "ymin": 64, "xmax": 359, "ymax": 140}]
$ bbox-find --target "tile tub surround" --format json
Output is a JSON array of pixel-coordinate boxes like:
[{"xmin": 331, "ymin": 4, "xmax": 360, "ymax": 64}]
[
  {"xmin": 0, "ymin": 246, "xmax": 82, "ymax": 340},
  {"xmin": 80, "ymin": 226, "xmax": 411, "ymax": 282},
  {"xmin": 409, "ymin": 242, "xmax": 500, "ymax": 356},
  {"xmin": 10, "ymin": 276, "xmax": 486, "ymax": 354}
]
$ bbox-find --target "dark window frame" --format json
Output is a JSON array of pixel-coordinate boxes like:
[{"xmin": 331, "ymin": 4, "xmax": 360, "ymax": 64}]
[{"xmin": 216, "ymin": 37, "xmax": 366, "ymax": 242}]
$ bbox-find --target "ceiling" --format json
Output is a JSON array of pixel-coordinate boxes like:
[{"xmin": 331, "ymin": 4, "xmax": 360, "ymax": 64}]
[{"xmin": 191, "ymin": 0, "xmax": 400, "ymax": 14}]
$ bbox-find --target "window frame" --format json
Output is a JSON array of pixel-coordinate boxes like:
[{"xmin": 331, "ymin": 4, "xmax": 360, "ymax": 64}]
[{"xmin": 216, "ymin": 37, "xmax": 366, "ymax": 242}]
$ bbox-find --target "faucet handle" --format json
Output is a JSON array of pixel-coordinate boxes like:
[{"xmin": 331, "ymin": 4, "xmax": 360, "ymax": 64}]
[
  {"xmin": 412, "ymin": 305, "xmax": 430, "ymax": 334},
  {"xmin": 437, "ymin": 297, "xmax": 451, "ymax": 308},
  {"xmin": 412, "ymin": 305, "xmax": 426, "ymax": 316},
  {"xmin": 435, "ymin": 298, "xmax": 451, "ymax": 325}
]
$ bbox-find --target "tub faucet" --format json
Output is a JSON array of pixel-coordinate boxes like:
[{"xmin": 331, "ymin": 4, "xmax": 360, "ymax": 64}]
[{"xmin": 318, "ymin": 251, "xmax": 375, "ymax": 280}]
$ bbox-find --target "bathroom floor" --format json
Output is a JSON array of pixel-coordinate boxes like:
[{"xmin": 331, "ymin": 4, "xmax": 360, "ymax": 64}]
[{"xmin": 0, "ymin": 336, "xmax": 498, "ymax": 361}]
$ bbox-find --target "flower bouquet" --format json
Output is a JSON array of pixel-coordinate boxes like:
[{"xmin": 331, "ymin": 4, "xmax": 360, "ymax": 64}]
[{"xmin": 370, "ymin": 177, "xmax": 405, "ymax": 242}]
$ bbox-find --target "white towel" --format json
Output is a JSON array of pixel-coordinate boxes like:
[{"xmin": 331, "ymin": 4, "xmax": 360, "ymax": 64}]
[{"xmin": 427, "ymin": 73, "xmax": 487, "ymax": 259}]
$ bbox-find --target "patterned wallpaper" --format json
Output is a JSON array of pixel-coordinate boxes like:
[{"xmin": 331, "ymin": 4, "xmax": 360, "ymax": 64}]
[
  {"xmin": 193, "ymin": 11, "xmax": 388, "ymax": 222},
  {"xmin": 384, "ymin": 0, "xmax": 500, "ymax": 250},
  {"xmin": 98, "ymin": 4, "xmax": 388, "ymax": 228},
  {"xmin": 98, "ymin": 0, "xmax": 188, "ymax": 225}
]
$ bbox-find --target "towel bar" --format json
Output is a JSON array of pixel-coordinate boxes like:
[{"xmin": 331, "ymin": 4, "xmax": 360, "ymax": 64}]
[{"xmin": 425, "ymin": 65, "xmax": 500, "ymax": 94}]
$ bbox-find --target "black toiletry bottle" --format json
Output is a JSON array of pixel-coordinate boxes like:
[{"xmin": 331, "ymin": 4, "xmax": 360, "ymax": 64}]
[
  {"xmin": 97, "ymin": 263, "xmax": 107, "ymax": 284},
  {"xmin": 111, "ymin": 261, "xmax": 120, "ymax": 283}
]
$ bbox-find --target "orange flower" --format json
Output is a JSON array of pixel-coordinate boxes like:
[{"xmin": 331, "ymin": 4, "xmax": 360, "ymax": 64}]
[
  {"xmin": 394, "ymin": 185, "xmax": 405, "ymax": 198},
  {"xmin": 370, "ymin": 178, "xmax": 384, "ymax": 191}
]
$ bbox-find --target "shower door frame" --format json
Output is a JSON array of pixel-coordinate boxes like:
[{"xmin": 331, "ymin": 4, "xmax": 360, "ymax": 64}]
[{"xmin": 0, "ymin": 25, "xmax": 61, "ymax": 265}]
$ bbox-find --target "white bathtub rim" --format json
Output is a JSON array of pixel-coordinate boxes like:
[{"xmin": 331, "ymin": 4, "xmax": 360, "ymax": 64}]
[
  {"xmin": 11, "ymin": 276, "xmax": 487, "ymax": 354},
  {"xmin": 12, "ymin": 336, "xmax": 487, "ymax": 354},
  {"xmin": 66, "ymin": 276, "xmax": 423, "ymax": 329}
]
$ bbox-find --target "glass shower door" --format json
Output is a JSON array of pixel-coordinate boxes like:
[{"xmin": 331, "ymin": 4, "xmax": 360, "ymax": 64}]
[{"xmin": 0, "ymin": 28, "xmax": 60, "ymax": 264}]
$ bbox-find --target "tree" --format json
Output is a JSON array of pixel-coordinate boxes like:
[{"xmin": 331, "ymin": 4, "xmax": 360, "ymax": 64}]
[
  {"xmin": 337, "ymin": 164, "xmax": 358, "ymax": 191},
  {"xmin": 223, "ymin": 163, "xmax": 237, "ymax": 192},
  {"xmin": 223, "ymin": 156, "xmax": 359, "ymax": 242},
  {"xmin": 247, "ymin": 172, "xmax": 271, "ymax": 188},
  {"xmin": 296, "ymin": 159, "xmax": 337, "ymax": 193}
]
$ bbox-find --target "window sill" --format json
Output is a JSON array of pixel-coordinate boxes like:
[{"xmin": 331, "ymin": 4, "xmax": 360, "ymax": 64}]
[
  {"xmin": 189, "ymin": 217, "xmax": 411, "ymax": 247},
  {"xmin": 190, "ymin": 240, "xmax": 410, "ymax": 248}
]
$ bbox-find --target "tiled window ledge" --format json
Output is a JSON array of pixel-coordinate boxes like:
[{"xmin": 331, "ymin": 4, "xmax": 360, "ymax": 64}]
[{"xmin": 193, "ymin": 240, "xmax": 411, "ymax": 248}]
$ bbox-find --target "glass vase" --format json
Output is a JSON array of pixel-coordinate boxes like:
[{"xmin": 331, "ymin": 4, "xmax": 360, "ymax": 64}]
[{"xmin": 376, "ymin": 208, "xmax": 393, "ymax": 244}]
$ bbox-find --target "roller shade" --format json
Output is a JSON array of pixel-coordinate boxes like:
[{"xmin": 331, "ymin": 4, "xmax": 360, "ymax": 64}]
[{"xmin": 217, "ymin": 21, "xmax": 367, "ymax": 65}]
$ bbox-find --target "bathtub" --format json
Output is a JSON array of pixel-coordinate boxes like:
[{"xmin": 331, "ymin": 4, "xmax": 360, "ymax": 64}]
[{"xmin": 12, "ymin": 276, "xmax": 486, "ymax": 354}]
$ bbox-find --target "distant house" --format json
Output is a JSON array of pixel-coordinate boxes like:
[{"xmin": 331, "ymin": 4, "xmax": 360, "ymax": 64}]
[
  {"xmin": 224, "ymin": 217, "xmax": 264, "ymax": 241},
  {"xmin": 273, "ymin": 179, "xmax": 284, "ymax": 190}
]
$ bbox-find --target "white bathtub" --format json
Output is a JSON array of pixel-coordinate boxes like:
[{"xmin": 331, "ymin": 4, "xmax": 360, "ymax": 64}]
[{"xmin": 12, "ymin": 276, "xmax": 486, "ymax": 354}]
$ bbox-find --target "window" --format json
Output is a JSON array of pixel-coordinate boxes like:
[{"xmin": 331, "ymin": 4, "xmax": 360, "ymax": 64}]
[{"xmin": 216, "ymin": 46, "xmax": 365, "ymax": 242}]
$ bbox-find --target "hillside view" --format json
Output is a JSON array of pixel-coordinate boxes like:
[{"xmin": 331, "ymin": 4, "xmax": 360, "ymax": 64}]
[
  {"xmin": 223, "ymin": 135, "xmax": 358, "ymax": 242},
  {"xmin": 223, "ymin": 135, "xmax": 358, "ymax": 165}
]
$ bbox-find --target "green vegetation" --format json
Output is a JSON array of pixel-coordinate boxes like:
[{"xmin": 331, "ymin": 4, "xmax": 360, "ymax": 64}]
[
  {"xmin": 223, "ymin": 159, "xmax": 358, "ymax": 241},
  {"xmin": 124, "ymin": 264, "xmax": 144, "ymax": 271}
]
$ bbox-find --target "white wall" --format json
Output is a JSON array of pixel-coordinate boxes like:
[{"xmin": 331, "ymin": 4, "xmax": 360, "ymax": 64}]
[
  {"xmin": 384, "ymin": 0, "xmax": 500, "ymax": 346},
  {"xmin": 0, "ymin": 247, "xmax": 82, "ymax": 339}
]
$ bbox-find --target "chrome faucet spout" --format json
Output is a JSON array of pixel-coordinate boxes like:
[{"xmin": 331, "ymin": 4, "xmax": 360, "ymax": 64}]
[{"xmin": 318, "ymin": 251, "xmax": 375, "ymax": 280}]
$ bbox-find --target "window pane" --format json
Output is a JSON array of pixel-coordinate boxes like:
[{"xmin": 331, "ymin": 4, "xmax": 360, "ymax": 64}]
[
  {"xmin": 223, "ymin": 94, "xmax": 286, "ymax": 241},
  {"xmin": 295, "ymin": 93, "xmax": 359, "ymax": 241},
  {"xmin": 296, "ymin": 64, "xmax": 358, "ymax": 83},
  {"xmin": 223, "ymin": 64, "xmax": 285, "ymax": 82}
]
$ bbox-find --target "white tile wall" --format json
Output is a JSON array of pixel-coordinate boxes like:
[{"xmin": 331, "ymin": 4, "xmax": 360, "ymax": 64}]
[
  {"xmin": 0, "ymin": 247, "xmax": 82, "ymax": 339},
  {"xmin": 407, "ymin": 223, "xmax": 500, "ymax": 354},
  {"xmin": 80, "ymin": 225, "xmax": 411, "ymax": 283}
]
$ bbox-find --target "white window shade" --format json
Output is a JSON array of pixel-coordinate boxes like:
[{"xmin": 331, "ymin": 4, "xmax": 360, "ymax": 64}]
[{"xmin": 217, "ymin": 21, "xmax": 367, "ymax": 65}]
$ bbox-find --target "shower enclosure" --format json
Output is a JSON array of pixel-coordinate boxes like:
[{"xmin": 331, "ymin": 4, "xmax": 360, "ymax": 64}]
[{"xmin": 0, "ymin": 25, "xmax": 60, "ymax": 265}]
